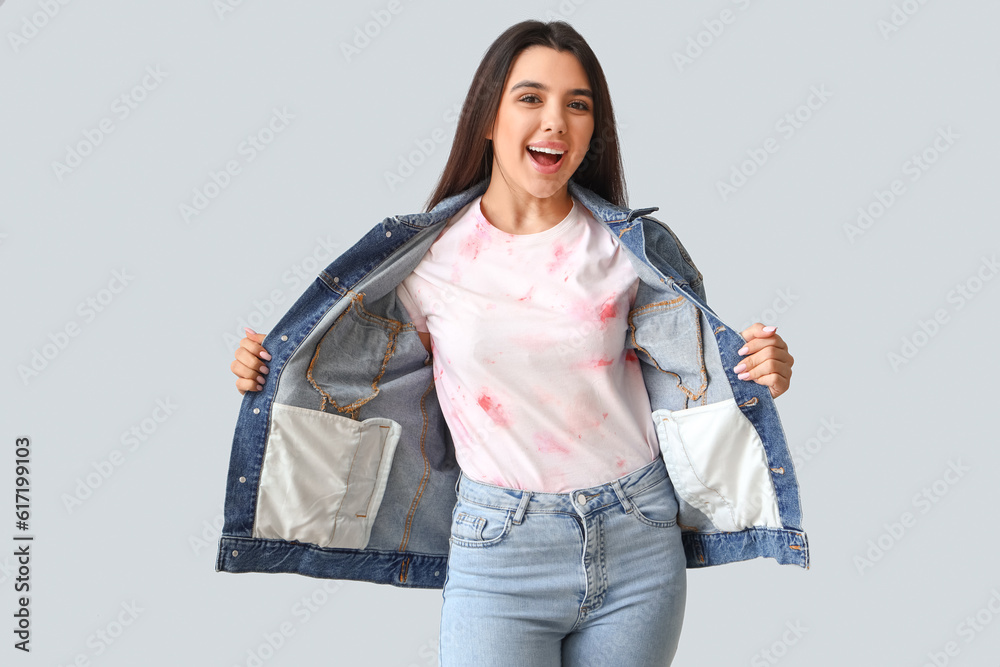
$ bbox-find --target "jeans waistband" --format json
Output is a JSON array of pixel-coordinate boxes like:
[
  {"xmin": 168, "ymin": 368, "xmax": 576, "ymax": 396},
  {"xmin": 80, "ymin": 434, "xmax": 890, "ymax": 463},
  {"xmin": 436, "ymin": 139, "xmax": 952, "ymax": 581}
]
[{"xmin": 455, "ymin": 455, "xmax": 668, "ymax": 523}]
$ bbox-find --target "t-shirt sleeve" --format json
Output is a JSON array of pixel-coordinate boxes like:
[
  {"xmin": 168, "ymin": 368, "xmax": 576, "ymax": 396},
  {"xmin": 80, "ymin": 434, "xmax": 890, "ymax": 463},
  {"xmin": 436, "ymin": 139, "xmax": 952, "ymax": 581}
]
[{"xmin": 395, "ymin": 279, "xmax": 429, "ymax": 333}]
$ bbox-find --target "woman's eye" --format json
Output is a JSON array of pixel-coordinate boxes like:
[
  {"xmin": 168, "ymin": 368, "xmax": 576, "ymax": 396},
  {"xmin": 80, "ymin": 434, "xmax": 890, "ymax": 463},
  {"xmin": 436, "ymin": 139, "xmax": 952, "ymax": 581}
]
[
  {"xmin": 570, "ymin": 100, "xmax": 590, "ymax": 111},
  {"xmin": 518, "ymin": 94, "xmax": 541, "ymax": 103}
]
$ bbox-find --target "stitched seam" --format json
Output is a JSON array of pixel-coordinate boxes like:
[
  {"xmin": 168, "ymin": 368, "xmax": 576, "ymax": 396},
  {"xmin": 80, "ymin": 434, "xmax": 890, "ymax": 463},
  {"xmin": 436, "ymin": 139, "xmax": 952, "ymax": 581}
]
[
  {"xmin": 329, "ymin": 424, "xmax": 364, "ymax": 544},
  {"xmin": 307, "ymin": 291, "xmax": 404, "ymax": 414},
  {"xmin": 357, "ymin": 424, "xmax": 390, "ymax": 518},
  {"xmin": 670, "ymin": 417, "xmax": 739, "ymax": 528},
  {"xmin": 626, "ymin": 305, "xmax": 707, "ymax": 402},
  {"xmin": 397, "ymin": 371, "xmax": 436, "ymax": 556}
]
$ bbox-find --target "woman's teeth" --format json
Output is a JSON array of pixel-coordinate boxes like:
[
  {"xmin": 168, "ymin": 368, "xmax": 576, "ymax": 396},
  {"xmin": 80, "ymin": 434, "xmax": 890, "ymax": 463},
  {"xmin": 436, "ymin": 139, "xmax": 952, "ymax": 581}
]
[
  {"xmin": 527, "ymin": 146, "xmax": 564, "ymax": 167},
  {"xmin": 528, "ymin": 146, "xmax": 564, "ymax": 155}
]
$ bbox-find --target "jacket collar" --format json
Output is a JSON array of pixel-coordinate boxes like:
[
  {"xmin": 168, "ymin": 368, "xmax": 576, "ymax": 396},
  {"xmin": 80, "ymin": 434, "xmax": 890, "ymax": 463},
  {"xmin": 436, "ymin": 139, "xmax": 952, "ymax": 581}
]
[{"xmin": 393, "ymin": 178, "xmax": 659, "ymax": 230}]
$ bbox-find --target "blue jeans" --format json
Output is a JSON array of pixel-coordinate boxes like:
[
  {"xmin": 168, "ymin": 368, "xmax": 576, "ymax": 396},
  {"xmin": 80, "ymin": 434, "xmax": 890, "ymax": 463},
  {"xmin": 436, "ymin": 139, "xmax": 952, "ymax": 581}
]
[{"xmin": 439, "ymin": 454, "xmax": 687, "ymax": 666}]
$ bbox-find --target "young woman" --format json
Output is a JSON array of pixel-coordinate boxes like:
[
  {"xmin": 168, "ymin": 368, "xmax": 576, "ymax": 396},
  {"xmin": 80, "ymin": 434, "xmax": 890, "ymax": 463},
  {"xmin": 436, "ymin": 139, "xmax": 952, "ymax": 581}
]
[{"xmin": 229, "ymin": 20, "xmax": 794, "ymax": 666}]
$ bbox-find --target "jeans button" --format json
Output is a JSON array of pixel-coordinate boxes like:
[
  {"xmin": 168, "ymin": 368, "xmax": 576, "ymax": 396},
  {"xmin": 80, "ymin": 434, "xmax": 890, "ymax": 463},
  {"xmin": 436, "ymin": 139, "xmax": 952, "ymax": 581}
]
[{"xmin": 577, "ymin": 493, "xmax": 587, "ymax": 504}]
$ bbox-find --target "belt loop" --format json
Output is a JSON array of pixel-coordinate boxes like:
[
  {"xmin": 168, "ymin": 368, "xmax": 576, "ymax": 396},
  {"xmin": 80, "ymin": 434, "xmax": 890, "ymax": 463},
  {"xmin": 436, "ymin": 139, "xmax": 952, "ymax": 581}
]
[
  {"xmin": 512, "ymin": 490, "xmax": 532, "ymax": 524},
  {"xmin": 610, "ymin": 479, "xmax": 633, "ymax": 513},
  {"xmin": 454, "ymin": 471, "xmax": 462, "ymax": 495}
]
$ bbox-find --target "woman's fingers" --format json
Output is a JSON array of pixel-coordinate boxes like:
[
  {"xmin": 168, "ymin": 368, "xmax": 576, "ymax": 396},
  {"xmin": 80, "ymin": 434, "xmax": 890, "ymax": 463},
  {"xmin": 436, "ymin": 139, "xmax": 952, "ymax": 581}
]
[{"xmin": 232, "ymin": 329, "xmax": 271, "ymax": 394}]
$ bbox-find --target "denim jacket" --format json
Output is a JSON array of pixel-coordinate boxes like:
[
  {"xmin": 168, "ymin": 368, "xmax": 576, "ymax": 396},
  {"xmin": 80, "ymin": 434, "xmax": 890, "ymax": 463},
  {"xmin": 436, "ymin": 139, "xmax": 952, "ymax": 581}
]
[{"xmin": 216, "ymin": 177, "xmax": 810, "ymax": 589}]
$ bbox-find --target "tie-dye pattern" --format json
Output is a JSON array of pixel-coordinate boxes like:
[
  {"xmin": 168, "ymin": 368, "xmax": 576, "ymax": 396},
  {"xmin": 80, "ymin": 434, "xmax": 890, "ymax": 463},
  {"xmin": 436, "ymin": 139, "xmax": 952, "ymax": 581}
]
[{"xmin": 395, "ymin": 195, "xmax": 659, "ymax": 492}]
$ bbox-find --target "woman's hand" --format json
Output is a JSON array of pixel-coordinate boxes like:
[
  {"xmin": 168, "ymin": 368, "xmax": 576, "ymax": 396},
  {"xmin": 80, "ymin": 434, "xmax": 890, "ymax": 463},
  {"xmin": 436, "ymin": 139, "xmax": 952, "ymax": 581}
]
[
  {"xmin": 231, "ymin": 327, "xmax": 271, "ymax": 395},
  {"xmin": 734, "ymin": 323, "xmax": 793, "ymax": 400}
]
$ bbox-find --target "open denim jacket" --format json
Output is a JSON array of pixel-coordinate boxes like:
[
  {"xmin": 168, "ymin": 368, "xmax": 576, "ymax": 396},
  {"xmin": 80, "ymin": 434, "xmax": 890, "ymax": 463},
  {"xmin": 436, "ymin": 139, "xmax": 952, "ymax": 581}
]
[{"xmin": 216, "ymin": 177, "xmax": 810, "ymax": 588}]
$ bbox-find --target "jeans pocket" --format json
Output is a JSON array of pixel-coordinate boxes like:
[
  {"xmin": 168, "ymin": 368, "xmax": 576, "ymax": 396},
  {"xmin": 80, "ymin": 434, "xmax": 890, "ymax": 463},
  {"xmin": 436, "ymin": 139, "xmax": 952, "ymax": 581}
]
[
  {"xmin": 450, "ymin": 498, "xmax": 513, "ymax": 548},
  {"xmin": 627, "ymin": 476, "xmax": 679, "ymax": 528}
]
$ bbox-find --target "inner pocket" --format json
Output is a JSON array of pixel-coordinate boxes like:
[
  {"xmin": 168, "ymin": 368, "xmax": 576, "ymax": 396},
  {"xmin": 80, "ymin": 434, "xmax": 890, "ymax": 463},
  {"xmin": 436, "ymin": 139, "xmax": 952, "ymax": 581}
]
[
  {"xmin": 253, "ymin": 402, "xmax": 401, "ymax": 549},
  {"xmin": 307, "ymin": 291, "xmax": 406, "ymax": 414},
  {"xmin": 652, "ymin": 398, "xmax": 781, "ymax": 532}
]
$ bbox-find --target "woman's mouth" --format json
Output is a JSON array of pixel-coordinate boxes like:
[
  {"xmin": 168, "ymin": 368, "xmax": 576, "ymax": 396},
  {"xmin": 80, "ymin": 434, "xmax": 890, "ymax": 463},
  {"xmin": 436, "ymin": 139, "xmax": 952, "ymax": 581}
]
[{"xmin": 527, "ymin": 145, "xmax": 565, "ymax": 173}]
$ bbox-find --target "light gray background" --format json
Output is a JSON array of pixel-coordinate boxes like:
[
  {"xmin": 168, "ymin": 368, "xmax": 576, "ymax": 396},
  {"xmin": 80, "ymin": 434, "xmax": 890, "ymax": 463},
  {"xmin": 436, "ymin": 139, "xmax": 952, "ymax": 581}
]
[{"xmin": 2, "ymin": 1, "xmax": 998, "ymax": 665}]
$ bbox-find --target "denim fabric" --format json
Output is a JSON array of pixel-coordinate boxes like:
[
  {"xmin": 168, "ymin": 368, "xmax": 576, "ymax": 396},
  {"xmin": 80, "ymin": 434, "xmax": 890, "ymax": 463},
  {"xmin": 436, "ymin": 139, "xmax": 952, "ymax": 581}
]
[
  {"xmin": 216, "ymin": 176, "xmax": 810, "ymax": 589},
  {"xmin": 439, "ymin": 455, "xmax": 686, "ymax": 666}
]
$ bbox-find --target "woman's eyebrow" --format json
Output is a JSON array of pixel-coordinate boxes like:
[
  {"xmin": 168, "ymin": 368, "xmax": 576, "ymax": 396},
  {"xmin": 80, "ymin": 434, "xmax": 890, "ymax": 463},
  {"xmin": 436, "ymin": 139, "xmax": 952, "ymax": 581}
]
[{"xmin": 509, "ymin": 80, "xmax": 593, "ymax": 99}]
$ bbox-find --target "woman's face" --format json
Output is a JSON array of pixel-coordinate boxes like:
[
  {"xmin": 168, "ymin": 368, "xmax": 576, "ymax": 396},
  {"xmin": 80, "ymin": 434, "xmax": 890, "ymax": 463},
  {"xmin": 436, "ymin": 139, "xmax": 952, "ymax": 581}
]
[{"xmin": 486, "ymin": 45, "xmax": 595, "ymax": 201}]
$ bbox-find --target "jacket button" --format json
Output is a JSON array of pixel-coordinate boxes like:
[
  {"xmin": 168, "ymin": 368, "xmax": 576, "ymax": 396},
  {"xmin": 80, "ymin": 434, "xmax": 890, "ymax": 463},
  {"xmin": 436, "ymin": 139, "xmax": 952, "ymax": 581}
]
[
  {"xmin": 333, "ymin": 277, "xmax": 339, "ymax": 283},
  {"xmin": 239, "ymin": 476, "xmax": 246, "ymax": 483},
  {"xmin": 253, "ymin": 408, "xmax": 260, "ymax": 414},
  {"xmin": 385, "ymin": 231, "xmax": 391, "ymax": 237},
  {"xmin": 232, "ymin": 550, "xmax": 239, "ymax": 557},
  {"xmin": 281, "ymin": 335, "xmax": 288, "ymax": 341}
]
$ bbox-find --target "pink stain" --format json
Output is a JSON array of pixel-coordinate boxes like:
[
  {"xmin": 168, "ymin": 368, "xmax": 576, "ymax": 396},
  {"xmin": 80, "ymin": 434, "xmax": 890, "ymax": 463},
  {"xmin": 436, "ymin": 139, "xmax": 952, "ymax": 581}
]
[
  {"xmin": 598, "ymin": 294, "xmax": 618, "ymax": 324},
  {"xmin": 477, "ymin": 392, "xmax": 510, "ymax": 426},
  {"xmin": 534, "ymin": 432, "xmax": 571, "ymax": 456},
  {"xmin": 602, "ymin": 412, "xmax": 608, "ymax": 420},
  {"xmin": 625, "ymin": 349, "xmax": 638, "ymax": 362},
  {"xmin": 615, "ymin": 455, "xmax": 627, "ymax": 469},
  {"xmin": 518, "ymin": 285, "xmax": 534, "ymax": 301},
  {"xmin": 566, "ymin": 291, "xmax": 621, "ymax": 331},
  {"xmin": 545, "ymin": 242, "xmax": 569, "ymax": 273}
]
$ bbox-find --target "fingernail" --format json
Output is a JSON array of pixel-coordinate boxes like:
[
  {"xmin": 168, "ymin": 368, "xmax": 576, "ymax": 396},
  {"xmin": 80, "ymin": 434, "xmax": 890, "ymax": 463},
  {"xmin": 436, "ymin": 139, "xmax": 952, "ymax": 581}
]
[
  {"xmin": 257, "ymin": 375, "xmax": 266, "ymax": 385},
  {"xmin": 260, "ymin": 365, "xmax": 269, "ymax": 375},
  {"xmin": 733, "ymin": 363, "xmax": 746, "ymax": 373},
  {"xmin": 259, "ymin": 350, "xmax": 272, "ymax": 361},
  {"xmin": 255, "ymin": 384, "xmax": 262, "ymax": 391},
  {"xmin": 762, "ymin": 326, "xmax": 776, "ymax": 333},
  {"xmin": 245, "ymin": 327, "xmax": 257, "ymax": 335},
  {"xmin": 737, "ymin": 345, "xmax": 748, "ymax": 355},
  {"xmin": 738, "ymin": 372, "xmax": 750, "ymax": 380}
]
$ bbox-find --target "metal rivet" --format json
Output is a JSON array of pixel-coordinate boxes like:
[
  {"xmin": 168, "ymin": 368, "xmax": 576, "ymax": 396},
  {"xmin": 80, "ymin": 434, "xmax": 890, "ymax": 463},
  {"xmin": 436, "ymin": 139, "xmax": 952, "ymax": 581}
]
[
  {"xmin": 385, "ymin": 231, "xmax": 391, "ymax": 237},
  {"xmin": 232, "ymin": 550, "xmax": 239, "ymax": 557},
  {"xmin": 281, "ymin": 335, "xmax": 288, "ymax": 341},
  {"xmin": 434, "ymin": 570, "xmax": 440, "ymax": 577},
  {"xmin": 239, "ymin": 476, "xmax": 246, "ymax": 483},
  {"xmin": 253, "ymin": 408, "xmax": 260, "ymax": 414},
  {"xmin": 333, "ymin": 276, "xmax": 339, "ymax": 283},
  {"xmin": 577, "ymin": 493, "xmax": 587, "ymax": 504}
]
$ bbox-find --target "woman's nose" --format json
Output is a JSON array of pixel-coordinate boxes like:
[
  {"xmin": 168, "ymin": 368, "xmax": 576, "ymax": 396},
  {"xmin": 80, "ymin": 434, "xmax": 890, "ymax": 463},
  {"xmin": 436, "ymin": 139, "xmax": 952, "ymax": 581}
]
[{"xmin": 540, "ymin": 103, "xmax": 567, "ymax": 133}]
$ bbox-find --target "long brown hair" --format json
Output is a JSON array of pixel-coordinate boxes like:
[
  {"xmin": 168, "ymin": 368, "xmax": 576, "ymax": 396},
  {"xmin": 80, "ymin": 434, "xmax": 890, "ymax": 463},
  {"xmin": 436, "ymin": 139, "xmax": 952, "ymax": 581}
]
[{"xmin": 423, "ymin": 20, "xmax": 627, "ymax": 212}]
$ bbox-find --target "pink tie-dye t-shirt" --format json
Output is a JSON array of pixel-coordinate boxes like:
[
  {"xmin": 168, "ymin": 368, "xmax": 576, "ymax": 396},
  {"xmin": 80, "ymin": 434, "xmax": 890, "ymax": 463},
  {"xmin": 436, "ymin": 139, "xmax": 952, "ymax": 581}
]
[{"xmin": 395, "ymin": 194, "xmax": 659, "ymax": 493}]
